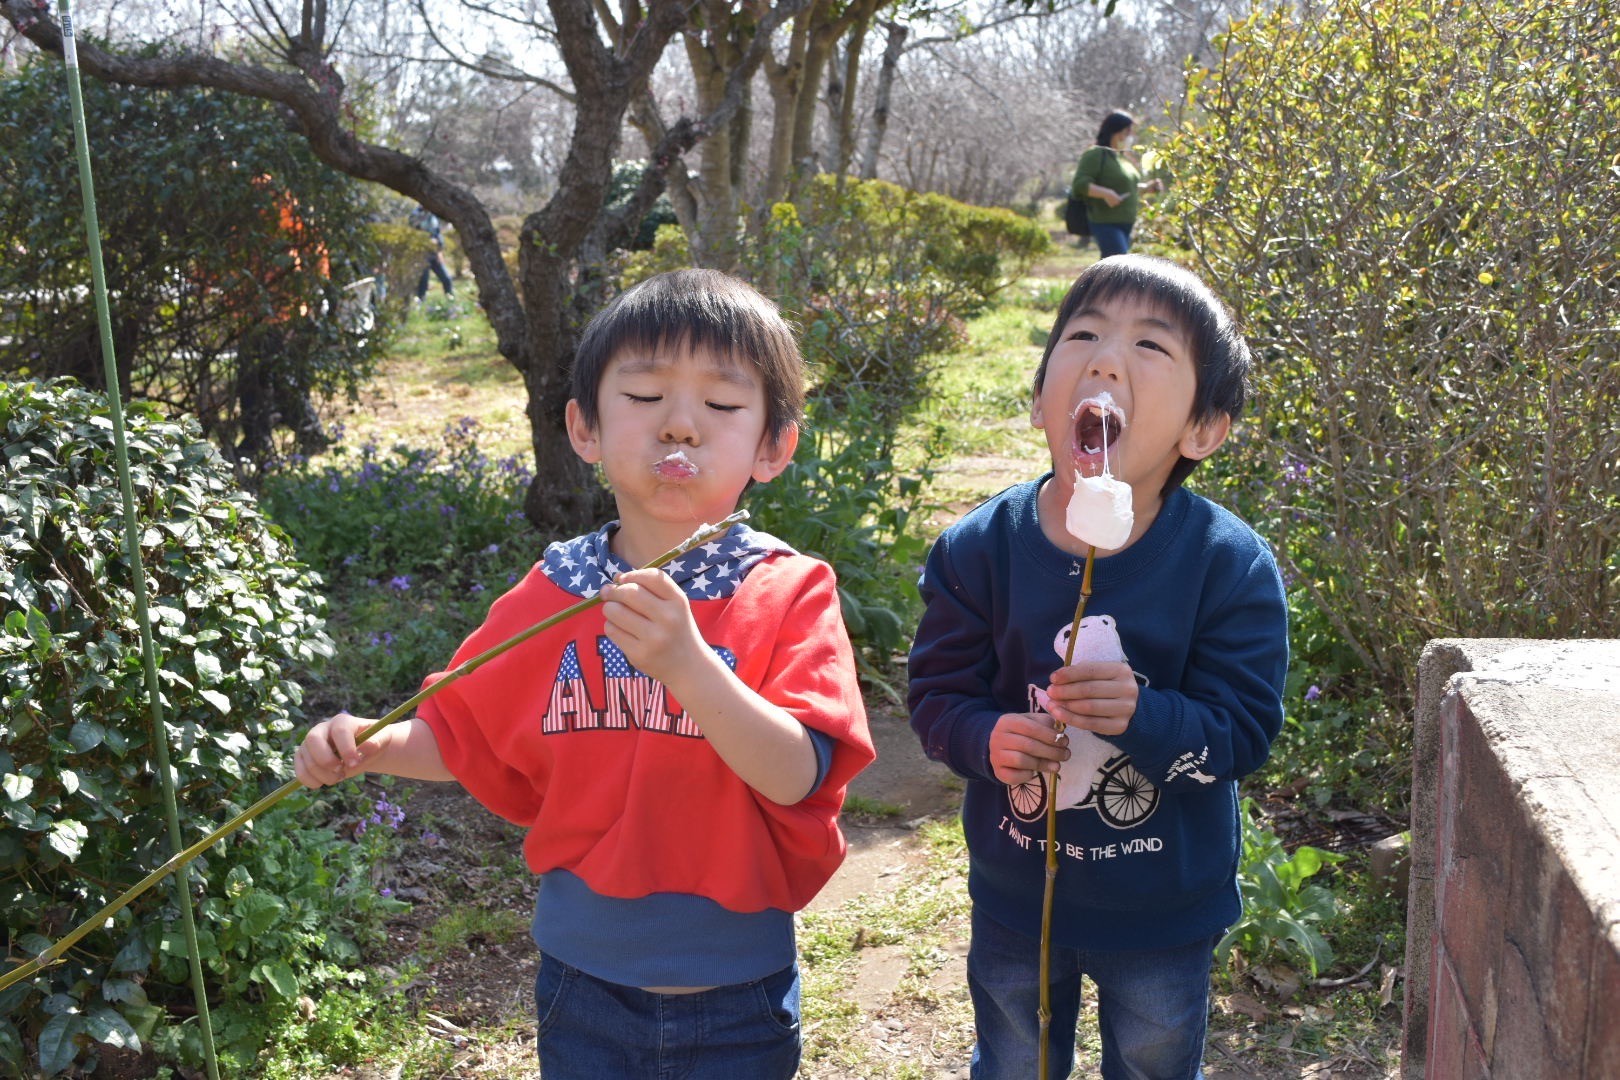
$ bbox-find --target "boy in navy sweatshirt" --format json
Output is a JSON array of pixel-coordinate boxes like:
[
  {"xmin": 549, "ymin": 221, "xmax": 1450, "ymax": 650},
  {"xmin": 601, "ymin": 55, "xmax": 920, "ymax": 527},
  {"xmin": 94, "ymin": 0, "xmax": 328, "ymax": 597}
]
[{"xmin": 908, "ymin": 255, "xmax": 1288, "ymax": 1079}]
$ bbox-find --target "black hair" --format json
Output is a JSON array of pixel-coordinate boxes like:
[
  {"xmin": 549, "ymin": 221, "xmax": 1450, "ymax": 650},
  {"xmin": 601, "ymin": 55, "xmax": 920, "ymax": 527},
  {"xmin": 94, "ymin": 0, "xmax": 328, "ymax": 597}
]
[
  {"xmin": 1096, "ymin": 111, "xmax": 1136, "ymax": 148},
  {"xmin": 1032, "ymin": 254, "xmax": 1252, "ymax": 495},
  {"xmin": 570, "ymin": 269, "xmax": 805, "ymax": 446}
]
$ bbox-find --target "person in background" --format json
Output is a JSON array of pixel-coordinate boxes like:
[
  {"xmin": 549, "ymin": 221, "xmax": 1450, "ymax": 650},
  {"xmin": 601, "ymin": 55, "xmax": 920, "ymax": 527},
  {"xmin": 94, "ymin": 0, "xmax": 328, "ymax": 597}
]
[
  {"xmin": 410, "ymin": 204, "xmax": 454, "ymax": 301},
  {"xmin": 1069, "ymin": 111, "xmax": 1165, "ymax": 258},
  {"xmin": 295, "ymin": 269, "xmax": 875, "ymax": 1079}
]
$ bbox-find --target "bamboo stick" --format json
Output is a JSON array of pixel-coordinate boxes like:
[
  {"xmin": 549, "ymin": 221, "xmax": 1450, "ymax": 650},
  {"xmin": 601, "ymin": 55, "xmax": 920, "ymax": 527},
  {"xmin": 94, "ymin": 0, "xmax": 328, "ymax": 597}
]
[{"xmin": 1037, "ymin": 544, "xmax": 1095, "ymax": 1080}]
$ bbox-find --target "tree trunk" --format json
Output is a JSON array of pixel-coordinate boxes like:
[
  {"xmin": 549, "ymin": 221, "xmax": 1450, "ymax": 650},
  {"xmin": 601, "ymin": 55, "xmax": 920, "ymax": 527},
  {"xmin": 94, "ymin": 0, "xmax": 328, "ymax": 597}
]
[
  {"xmin": 858, "ymin": 20, "xmax": 907, "ymax": 179},
  {"xmin": 826, "ymin": 11, "xmax": 871, "ymax": 177},
  {"xmin": 761, "ymin": 8, "xmax": 813, "ymax": 211}
]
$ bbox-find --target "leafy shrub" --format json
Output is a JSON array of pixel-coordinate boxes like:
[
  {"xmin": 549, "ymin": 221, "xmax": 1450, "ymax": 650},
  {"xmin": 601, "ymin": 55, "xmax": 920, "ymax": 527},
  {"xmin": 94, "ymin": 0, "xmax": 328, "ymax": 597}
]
[
  {"xmin": 366, "ymin": 220, "xmax": 437, "ymax": 312},
  {"xmin": 1165, "ymin": 0, "xmax": 1620, "ymax": 713},
  {"xmin": 622, "ymin": 176, "xmax": 1051, "ymax": 427},
  {"xmin": 790, "ymin": 175, "xmax": 1053, "ymax": 311},
  {"xmin": 0, "ymin": 55, "xmax": 395, "ymax": 464},
  {"xmin": 259, "ymin": 419, "xmax": 534, "ymax": 586},
  {"xmin": 0, "ymin": 379, "xmax": 398, "ymax": 1076},
  {"xmin": 607, "ymin": 159, "xmax": 680, "ymax": 251},
  {"xmin": 1219, "ymin": 799, "xmax": 1343, "ymax": 979},
  {"xmin": 149, "ymin": 795, "xmax": 407, "ymax": 1070},
  {"xmin": 747, "ymin": 392, "xmax": 945, "ymax": 673},
  {"xmin": 750, "ymin": 178, "xmax": 1051, "ymax": 425},
  {"xmin": 258, "ymin": 419, "xmax": 539, "ymax": 716}
]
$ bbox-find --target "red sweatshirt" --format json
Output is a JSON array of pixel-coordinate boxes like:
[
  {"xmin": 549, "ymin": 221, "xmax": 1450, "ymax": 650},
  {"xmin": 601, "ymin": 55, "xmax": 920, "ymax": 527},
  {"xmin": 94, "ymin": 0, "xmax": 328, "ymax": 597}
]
[{"xmin": 418, "ymin": 532, "xmax": 873, "ymax": 915}]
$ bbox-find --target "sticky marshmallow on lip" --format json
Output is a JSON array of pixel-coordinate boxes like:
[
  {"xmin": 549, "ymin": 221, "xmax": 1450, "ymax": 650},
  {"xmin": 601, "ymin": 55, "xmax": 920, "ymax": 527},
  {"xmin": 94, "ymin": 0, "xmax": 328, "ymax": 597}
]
[
  {"xmin": 653, "ymin": 450, "xmax": 698, "ymax": 480},
  {"xmin": 1072, "ymin": 391, "xmax": 1125, "ymax": 453}
]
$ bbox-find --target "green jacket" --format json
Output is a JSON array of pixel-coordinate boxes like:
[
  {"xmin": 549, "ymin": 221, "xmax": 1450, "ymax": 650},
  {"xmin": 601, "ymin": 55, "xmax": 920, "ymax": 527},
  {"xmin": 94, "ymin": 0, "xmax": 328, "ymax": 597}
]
[{"xmin": 1070, "ymin": 146, "xmax": 1142, "ymax": 225}]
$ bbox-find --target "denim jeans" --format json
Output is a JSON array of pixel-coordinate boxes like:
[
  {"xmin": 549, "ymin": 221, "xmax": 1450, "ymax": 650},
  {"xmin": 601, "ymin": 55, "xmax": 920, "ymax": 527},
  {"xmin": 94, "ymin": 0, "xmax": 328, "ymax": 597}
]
[
  {"xmin": 533, "ymin": 952, "xmax": 801, "ymax": 1079},
  {"xmin": 966, "ymin": 907, "xmax": 1215, "ymax": 1080},
  {"xmin": 1091, "ymin": 221, "xmax": 1134, "ymax": 259}
]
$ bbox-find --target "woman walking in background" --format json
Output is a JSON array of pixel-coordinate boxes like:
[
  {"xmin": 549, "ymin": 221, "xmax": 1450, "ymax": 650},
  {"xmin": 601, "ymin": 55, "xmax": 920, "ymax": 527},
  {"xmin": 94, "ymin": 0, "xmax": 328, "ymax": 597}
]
[{"xmin": 1069, "ymin": 111, "xmax": 1164, "ymax": 258}]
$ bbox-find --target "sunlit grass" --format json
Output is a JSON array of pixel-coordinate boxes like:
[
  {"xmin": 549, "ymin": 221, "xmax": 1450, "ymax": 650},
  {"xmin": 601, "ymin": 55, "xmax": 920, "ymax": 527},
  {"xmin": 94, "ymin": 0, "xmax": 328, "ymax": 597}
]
[{"xmin": 329, "ymin": 299, "xmax": 528, "ymax": 461}]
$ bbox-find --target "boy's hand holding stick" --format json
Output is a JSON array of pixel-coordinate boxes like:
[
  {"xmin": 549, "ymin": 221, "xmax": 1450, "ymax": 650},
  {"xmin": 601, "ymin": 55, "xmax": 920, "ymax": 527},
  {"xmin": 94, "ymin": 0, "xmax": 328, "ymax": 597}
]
[{"xmin": 0, "ymin": 511, "xmax": 750, "ymax": 995}]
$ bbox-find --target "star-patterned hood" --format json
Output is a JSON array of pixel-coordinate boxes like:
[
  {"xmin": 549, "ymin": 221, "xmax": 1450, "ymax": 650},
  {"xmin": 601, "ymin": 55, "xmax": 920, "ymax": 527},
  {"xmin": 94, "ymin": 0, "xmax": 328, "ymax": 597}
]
[{"xmin": 538, "ymin": 522, "xmax": 797, "ymax": 600}]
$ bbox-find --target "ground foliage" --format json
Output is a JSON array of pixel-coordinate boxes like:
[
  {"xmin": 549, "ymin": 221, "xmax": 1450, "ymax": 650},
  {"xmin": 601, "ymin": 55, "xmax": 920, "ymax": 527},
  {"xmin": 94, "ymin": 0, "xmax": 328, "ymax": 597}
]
[
  {"xmin": 1164, "ymin": 0, "xmax": 1620, "ymax": 717},
  {"xmin": 0, "ymin": 380, "xmax": 403, "ymax": 1076}
]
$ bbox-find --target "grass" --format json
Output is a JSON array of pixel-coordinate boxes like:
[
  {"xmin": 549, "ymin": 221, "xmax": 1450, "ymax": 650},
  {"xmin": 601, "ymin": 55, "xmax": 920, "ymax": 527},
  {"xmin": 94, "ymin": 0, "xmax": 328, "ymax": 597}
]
[
  {"xmin": 420, "ymin": 907, "xmax": 530, "ymax": 965},
  {"xmin": 331, "ymin": 298, "xmax": 528, "ymax": 460}
]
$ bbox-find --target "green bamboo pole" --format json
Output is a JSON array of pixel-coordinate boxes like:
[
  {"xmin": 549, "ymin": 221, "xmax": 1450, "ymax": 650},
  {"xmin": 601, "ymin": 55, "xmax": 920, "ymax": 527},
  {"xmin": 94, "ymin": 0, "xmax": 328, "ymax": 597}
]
[
  {"xmin": 53, "ymin": 6, "xmax": 221, "ymax": 1073},
  {"xmin": 0, "ymin": 510, "xmax": 746, "ymax": 996},
  {"xmin": 1037, "ymin": 544, "xmax": 1095, "ymax": 1080}
]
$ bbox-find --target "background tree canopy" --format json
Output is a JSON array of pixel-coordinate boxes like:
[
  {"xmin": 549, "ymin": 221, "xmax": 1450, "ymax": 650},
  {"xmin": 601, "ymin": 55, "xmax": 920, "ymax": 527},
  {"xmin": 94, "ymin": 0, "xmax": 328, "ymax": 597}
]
[
  {"xmin": 0, "ymin": 53, "xmax": 389, "ymax": 464},
  {"xmin": 0, "ymin": 0, "xmax": 1216, "ymax": 529}
]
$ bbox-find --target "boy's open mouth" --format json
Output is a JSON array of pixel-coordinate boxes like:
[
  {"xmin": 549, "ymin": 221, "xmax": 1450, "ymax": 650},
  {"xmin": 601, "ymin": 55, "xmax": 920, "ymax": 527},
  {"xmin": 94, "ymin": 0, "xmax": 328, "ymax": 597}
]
[{"xmin": 1072, "ymin": 394, "xmax": 1126, "ymax": 466}]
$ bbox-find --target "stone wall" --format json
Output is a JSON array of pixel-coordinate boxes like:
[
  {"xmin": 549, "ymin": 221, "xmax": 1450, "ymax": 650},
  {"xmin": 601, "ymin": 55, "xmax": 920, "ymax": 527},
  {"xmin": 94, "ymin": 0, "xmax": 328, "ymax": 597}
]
[{"xmin": 1404, "ymin": 640, "xmax": 1620, "ymax": 1078}]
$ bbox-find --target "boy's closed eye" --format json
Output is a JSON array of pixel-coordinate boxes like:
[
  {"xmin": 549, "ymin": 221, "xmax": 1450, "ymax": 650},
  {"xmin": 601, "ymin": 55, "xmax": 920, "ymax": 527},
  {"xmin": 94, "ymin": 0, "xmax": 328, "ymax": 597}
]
[{"xmin": 624, "ymin": 393, "xmax": 745, "ymax": 412}]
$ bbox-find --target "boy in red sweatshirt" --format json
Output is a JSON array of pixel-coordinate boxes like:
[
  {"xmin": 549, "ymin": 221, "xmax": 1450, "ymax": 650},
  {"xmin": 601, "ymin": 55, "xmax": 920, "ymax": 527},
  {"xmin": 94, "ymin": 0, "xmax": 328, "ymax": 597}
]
[{"xmin": 296, "ymin": 268, "xmax": 875, "ymax": 1077}]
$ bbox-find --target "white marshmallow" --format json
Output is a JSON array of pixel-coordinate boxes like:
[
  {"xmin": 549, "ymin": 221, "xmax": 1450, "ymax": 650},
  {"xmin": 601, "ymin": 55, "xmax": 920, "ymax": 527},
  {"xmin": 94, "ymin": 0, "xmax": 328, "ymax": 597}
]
[{"xmin": 1066, "ymin": 471, "xmax": 1134, "ymax": 550}]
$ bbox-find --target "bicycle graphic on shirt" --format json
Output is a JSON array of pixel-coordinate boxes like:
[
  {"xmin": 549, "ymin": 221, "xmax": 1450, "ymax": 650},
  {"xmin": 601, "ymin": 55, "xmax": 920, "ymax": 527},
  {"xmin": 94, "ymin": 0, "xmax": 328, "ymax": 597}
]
[
  {"xmin": 1005, "ymin": 755, "xmax": 1159, "ymax": 830},
  {"xmin": 1006, "ymin": 614, "xmax": 1161, "ymax": 830}
]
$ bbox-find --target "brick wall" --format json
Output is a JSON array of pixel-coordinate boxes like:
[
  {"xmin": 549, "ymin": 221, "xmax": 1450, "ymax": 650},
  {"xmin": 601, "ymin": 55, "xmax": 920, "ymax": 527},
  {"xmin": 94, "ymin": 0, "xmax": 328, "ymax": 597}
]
[{"xmin": 1405, "ymin": 640, "xmax": 1620, "ymax": 1078}]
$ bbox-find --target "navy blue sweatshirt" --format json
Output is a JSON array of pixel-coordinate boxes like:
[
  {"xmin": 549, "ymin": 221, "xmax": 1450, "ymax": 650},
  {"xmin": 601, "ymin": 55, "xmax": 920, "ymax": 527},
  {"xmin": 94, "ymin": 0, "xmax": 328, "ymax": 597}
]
[{"xmin": 908, "ymin": 477, "xmax": 1288, "ymax": 950}]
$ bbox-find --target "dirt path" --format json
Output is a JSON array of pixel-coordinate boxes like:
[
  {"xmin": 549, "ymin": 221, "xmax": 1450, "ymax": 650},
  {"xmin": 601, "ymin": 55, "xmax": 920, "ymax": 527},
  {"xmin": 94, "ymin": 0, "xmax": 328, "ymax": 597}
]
[{"xmin": 810, "ymin": 704, "xmax": 962, "ymax": 912}]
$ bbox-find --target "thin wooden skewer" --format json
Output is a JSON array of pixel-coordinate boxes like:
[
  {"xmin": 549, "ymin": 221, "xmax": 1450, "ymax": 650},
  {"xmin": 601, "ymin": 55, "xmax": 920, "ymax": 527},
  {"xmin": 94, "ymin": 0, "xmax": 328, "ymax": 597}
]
[{"xmin": 1037, "ymin": 543, "xmax": 1095, "ymax": 1080}]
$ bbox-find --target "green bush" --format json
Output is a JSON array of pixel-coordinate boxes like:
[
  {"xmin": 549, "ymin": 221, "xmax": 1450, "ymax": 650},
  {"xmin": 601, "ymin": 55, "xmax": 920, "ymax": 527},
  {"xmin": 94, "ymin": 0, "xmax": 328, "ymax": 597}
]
[
  {"xmin": 1166, "ymin": 0, "xmax": 1620, "ymax": 713},
  {"xmin": 367, "ymin": 220, "xmax": 437, "ymax": 313},
  {"xmin": 792, "ymin": 175, "xmax": 1052, "ymax": 309},
  {"xmin": 747, "ymin": 392, "xmax": 945, "ymax": 674},
  {"xmin": 259, "ymin": 419, "xmax": 534, "ymax": 587},
  {"xmin": 607, "ymin": 159, "xmax": 680, "ymax": 251},
  {"xmin": 258, "ymin": 419, "xmax": 540, "ymax": 716},
  {"xmin": 0, "ymin": 380, "xmax": 395, "ymax": 1076},
  {"xmin": 1219, "ymin": 799, "xmax": 1343, "ymax": 979},
  {"xmin": 0, "ymin": 54, "xmax": 395, "ymax": 464},
  {"xmin": 753, "ymin": 178, "xmax": 1052, "ymax": 425},
  {"xmin": 622, "ymin": 176, "xmax": 1052, "ymax": 428}
]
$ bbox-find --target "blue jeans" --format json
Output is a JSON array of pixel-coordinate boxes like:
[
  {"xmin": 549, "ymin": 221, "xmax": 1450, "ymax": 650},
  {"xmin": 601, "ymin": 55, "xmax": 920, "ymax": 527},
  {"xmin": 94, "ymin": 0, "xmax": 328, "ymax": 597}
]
[
  {"xmin": 967, "ymin": 907, "xmax": 1215, "ymax": 1080},
  {"xmin": 1091, "ymin": 221, "xmax": 1134, "ymax": 258},
  {"xmin": 416, "ymin": 250, "xmax": 453, "ymax": 300},
  {"xmin": 533, "ymin": 952, "xmax": 801, "ymax": 1079}
]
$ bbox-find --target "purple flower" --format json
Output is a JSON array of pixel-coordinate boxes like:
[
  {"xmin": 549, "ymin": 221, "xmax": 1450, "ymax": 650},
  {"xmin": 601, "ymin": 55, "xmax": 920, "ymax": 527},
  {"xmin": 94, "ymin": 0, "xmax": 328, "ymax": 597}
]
[
  {"xmin": 372, "ymin": 796, "xmax": 405, "ymax": 829},
  {"xmin": 380, "ymin": 887, "xmax": 394, "ymax": 897},
  {"xmin": 388, "ymin": 575, "xmax": 411, "ymax": 591},
  {"xmin": 1305, "ymin": 684, "xmax": 1322, "ymax": 702},
  {"xmin": 470, "ymin": 583, "xmax": 485, "ymax": 594},
  {"xmin": 485, "ymin": 543, "xmax": 500, "ymax": 556}
]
